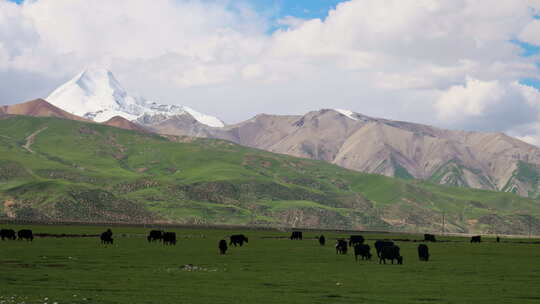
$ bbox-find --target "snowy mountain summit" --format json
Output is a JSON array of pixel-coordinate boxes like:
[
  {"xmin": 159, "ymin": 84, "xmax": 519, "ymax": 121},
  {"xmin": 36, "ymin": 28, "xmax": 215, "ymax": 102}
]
[{"xmin": 46, "ymin": 67, "xmax": 225, "ymax": 127}]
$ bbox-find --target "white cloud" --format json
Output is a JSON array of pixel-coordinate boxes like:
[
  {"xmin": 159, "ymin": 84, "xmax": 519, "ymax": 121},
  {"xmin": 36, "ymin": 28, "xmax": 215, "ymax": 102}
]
[
  {"xmin": 277, "ymin": 16, "xmax": 305, "ymax": 29},
  {"xmin": 436, "ymin": 78, "xmax": 540, "ymax": 138},
  {"xmin": 519, "ymin": 19, "xmax": 540, "ymax": 46},
  {"xmin": 436, "ymin": 78, "xmax": 505, "ymax": 121},
  {"xmin": 1, "ymin": 0, "xmax": 540, "ymax": 144}
]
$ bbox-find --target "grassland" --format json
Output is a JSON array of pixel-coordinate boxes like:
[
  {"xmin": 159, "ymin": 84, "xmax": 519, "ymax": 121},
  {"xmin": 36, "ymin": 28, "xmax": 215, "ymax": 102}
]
[
  {"xmin": 1, "ymin": 224, "xmax": 539, "ymax": 304},
  {"xmin": 1, "ymin": 115, "xmax": 540, "ymax": 234}
]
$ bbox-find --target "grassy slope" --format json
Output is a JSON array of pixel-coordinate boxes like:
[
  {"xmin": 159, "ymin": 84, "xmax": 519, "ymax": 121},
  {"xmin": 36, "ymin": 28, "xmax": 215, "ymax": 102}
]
[
  {"xmin": 1, "ymin": 116, "xmax": 540, "ymax": 234},
  {"xmin": 0, "ymin": 225, "xmax": 539, "ymax": 304}
]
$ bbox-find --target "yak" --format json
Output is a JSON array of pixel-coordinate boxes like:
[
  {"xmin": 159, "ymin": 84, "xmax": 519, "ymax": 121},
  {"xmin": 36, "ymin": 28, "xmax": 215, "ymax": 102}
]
[
  {"xmin": 318, "ymin": 235, "xmax": 326, "ymax": 246},
  {"xmin": 418, "ymin": 244, "xmax": 429, "ymax": 261},
  {"xmin": 163, "ymin": 232, "xmax": 177, "ymax": 245},
  {"xmin": 336, "ymin": 239, "xmax": 348, "ymax": 255},
  {"xmin": 100, "ymin": 229, "xmax": 113, "ymax": 245},
  {"xmin": 218, "ymin": 239, "xmax": 228, "ymax": 254},
  {"xmin": 0, "ymin": 229, "xmax": 16, "ymax": 241},
  {"xmin": 354, "ymin": 244, "xmax": 372, "ymax": 261},
  {"xmin": 17, "ymin": 229, "xmax": 34, "ymax": 241},
  {"xmin": 379, "ymin": 245, "xmax": 403, "ymax": 264},
  {"xmin": 229, "ymin": 234, "xmax": 248, "ymax": 247},
  {"xmin": 290, "ymin": 231, "xmax": 303, "ymax": 240},
  {"xmin": 147, "ymin": 230, "xmax": 163, "ymax": 242},
  {"xmin": 349, "ymin": 235, "xmax": 365, "ymax": 246},
  {"xmin": 424, "ymin": 234, "xmax": 436, "ymax": 242},
  {"xmin": 470, "ymin": 236, "xmax": 482, "ymax": 243},
  {"xmin": 374, "ymin": 240, "xmax": 394, "ymax": 258}
]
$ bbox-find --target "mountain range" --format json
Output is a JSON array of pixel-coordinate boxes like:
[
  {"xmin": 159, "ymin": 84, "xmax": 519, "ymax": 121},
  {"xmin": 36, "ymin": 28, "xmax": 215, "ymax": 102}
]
[
  {"xmin": 1, "ymin": 114, "xmax": 538, "ymax": 233},
  {"xmin": 2, "ymin": 67, "xmax": 540, "ymax": 233},
  {"xmin": 39, "ymin": 68, "xmax": 540, "ymax": 199}
]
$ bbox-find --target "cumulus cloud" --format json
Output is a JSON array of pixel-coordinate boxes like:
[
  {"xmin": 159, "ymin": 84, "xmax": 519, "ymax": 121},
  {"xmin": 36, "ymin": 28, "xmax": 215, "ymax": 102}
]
[
  {"xmin": 436, "ymin": 78, "xmax": 505, "ymax": 121},
  {"xmin": 2, "ymin": 0, "xmax": 540, "ymax": 144},
  {"xmin": 436, "ymin": 78, "xmax": 540, "ymax": 132}
]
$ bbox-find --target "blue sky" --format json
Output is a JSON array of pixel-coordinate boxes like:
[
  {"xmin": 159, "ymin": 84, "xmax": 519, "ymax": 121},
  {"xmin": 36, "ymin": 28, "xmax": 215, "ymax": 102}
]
[
  {"xmin": 8, "ymin": 0, "xmax": 343, "ymax": 21},
  {"xmin": 9, "ymin": 0, "xmax": 344, "ymax": 19},
  {"xmin": 250, "ymin": 0, "xmax": 344, "ymax": 19}
]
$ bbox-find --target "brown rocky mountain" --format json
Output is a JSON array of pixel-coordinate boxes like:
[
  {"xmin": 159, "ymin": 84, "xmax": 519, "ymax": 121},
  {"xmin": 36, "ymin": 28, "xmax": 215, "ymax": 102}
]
[
  {"xmin": 141, "ymin": 108, "xmax": 540, "ymax": 198},
  {"xmin": 0, "ymin": 99, "xmax": 90, "ymax": 122},
  {"xmin": 134, "ymin": 113, "xmax": 215, "ymax": 137},
  {"xmin": 1, "ymin": 99, "xmax": 148, "ymax": 133},
  {"xmin": 103, "ymin": 116, "xmax": 148, "ymax": 132}
]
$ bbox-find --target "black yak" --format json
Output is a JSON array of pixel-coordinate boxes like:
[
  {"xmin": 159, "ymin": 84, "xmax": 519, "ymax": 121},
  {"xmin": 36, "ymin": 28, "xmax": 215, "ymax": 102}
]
[
  {"xmin": 163, "ymin": 232, "xmax": 177, "ymax": 245},
  {"xmin": 374, "ymin": 240, "xmax": 394, "ymax": 258},
  {"xmin": 219, "ymin": 239, "xmax": 228, "ymax": 254},
  {"xmin": 424, "ymin": 234, "xmax": 436, "ymax": 242},
  {"xmin": 336, "ymin": 239, "xmax": 348, "ymax": 255},
  {"xmin": 354, "ymin": 244, "xmax": 372, "ymax": 261},
  {"xmin": 100, "ymin": 229, "xmax": 113, "ymax": 245},
  {"xmin": 290, "ymin": 231, "xmax": 303, "ymax": 240},
  {"xmin": 229, "ymin": 234, "xmax": 248, "ymax": 247},
  {"xmin": 470, "ymin": 236, "xmax": 481, "ymax": 243},
  {"xmin": 418, "ymin": 244, "xmax": 429, "ymax": 261},
  {"xmin": 147, "ymin": 230, "xmax": 163, "ymax": 242},
  {"xmin": 0, "ymin": 229, "xmax": 16, "ymax": 241},
  {"xmin": 17, "ymin": 229, "xmax": 34, "ymax": 241},
  {"xmin": 379, "ymin": 245, "xmax": 402, "ymax": 264},
  {"xmin": 318, "ymin": 235, "xmax": 326, "ymax": 246},
  {"xmin": 349, "ymin": 235, "xmax": 364, "ymax": 246}
]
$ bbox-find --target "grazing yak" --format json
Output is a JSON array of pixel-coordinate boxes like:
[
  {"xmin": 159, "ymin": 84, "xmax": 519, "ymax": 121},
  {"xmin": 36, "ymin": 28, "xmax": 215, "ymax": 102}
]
[
  {"xmin": 374, "ymin": 240, "xmax": 394, "ymax": 258},
  {"xmin": 424, "ymin": 234, "xmax": 436, "ymax": 242},
  {"xmin": 147, "ymin": 230, "xmax": 163, "ymax": 242},
  {"xmin": 229, "ymin": 234, "xmax": 248, "ymax": 247},
  {"xmin": 219, "ymin": 239, "xmax": 228, "ymax": 255},
  {"xmin": 379, "ymin": 245, "xmax": 403, "ymax": 264},
  {"xmin": 349, "ymin": 235, "xmax": 364, "ymax": 247},
  {"xmin": 163, "ymin": 232, "xmax": 177, "ymax": 245},
  {"xmin": 290, "ymin": 231, "xmax": 303, "ymax": 240},
  {"xmin": 418, "ymin": 244, "xmax": 429, "ymax": 261},
  {"xmin": 470, "ymin": 236, "xmax": 481, "ymax": 243},
  {"xmin": 0, "ymin": 229, "xmax": 16, "ymax": 241},
  {"xmin": 318, "ymin": 235, "xmax": 326, "ymax": 246},
  {"xmin": 100, "ymin": 229, "xmax": 113, "ymax": 245},
  {"xmin": 17, "ymin": 229, "xmax": 34, "ymax": 241},
  {"xmin": 354, "ymin": 244, "xmax": 372, "ymax": 261},
  {"xmin": 336, "ymin": 239, "xmax": 348, "ymax": 255}
]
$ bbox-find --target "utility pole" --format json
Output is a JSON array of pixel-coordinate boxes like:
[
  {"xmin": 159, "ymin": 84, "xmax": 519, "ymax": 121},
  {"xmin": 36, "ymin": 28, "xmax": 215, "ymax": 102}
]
[{"xmin": 442, "ymin": 212, "xmax": 445, "ymax": 235}]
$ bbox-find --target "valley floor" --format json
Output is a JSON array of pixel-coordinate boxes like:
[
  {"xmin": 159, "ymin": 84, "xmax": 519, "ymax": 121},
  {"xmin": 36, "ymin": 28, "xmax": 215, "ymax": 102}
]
[{"xmin": 1, "ymin": 225, "xmax": 539, "ymax": 303}]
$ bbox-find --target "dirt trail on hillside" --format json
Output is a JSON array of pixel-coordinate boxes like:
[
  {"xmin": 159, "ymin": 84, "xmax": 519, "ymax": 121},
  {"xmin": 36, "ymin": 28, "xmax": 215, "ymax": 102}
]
[{"xmin": 23, "ymin": 126, "xmax": 48, "ymax": 153}]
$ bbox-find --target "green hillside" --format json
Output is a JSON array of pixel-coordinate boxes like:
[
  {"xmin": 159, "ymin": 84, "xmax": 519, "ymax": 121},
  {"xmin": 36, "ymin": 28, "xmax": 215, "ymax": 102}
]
[{"xmin": 1, "ymin": 115, "xmax": 539, "ymax": 234}]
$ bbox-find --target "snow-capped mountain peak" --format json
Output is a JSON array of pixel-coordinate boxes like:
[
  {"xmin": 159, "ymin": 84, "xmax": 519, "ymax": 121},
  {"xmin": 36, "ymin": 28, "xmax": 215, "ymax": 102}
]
[{"xmin": 46, "ymin": 67, "xmax": 225, "ymax": 127}]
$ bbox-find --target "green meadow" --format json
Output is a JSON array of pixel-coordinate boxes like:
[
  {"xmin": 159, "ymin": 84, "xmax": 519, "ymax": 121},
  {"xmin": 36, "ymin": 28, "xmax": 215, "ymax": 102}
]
[
  {"xmin": 1, "ymin": 224, "xmax": 539, "ymax": 304},
  {"xmin": 1, "ymin": 115, "xmax": 540, "ymax": 234}
]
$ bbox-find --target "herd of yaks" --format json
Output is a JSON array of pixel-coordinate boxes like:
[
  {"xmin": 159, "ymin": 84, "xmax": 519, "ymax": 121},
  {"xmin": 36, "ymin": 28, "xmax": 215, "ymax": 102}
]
[{"xmin": 1, "ymin": 228, "xmax": 491, "ymax": 264}]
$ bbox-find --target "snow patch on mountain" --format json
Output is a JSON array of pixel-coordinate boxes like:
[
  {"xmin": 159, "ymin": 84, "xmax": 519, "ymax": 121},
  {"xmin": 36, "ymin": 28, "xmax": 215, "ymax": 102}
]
[
  {"xmin": 182, "ymin": 106, "xmax": 225, "ymax": 129},
  {"xmin": 334, "ymin": 109, "xmax": 359, "ymax": 121},
  {"xmin": 46, "ymin": 67, "xmax": 225, "ymax": 127}
]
